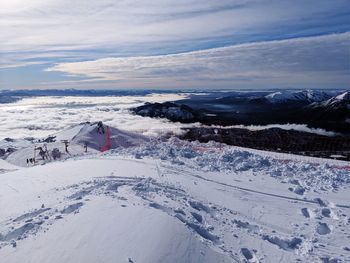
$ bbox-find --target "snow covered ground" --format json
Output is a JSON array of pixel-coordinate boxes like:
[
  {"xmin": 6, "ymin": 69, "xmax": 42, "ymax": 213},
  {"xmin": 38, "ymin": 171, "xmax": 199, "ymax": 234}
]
[{"xmin": 0, "ymin": 123, "xmax": 349, "ymax": 263}]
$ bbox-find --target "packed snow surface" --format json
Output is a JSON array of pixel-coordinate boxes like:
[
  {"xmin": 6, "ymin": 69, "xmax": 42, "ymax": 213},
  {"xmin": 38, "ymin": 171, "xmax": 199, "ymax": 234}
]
[
  {"xmin": 0, "ymin": 124, "xmax": 349, "ymax": 263},
  {"xmin": 72, "ymin": 123, "xmax": 149, "ymax": 150}
]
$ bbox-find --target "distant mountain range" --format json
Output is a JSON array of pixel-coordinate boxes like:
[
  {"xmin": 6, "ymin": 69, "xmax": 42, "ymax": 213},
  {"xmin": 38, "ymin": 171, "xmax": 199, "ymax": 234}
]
[
  {"xmin": 0, "ymin": 95, "xmax": 21, "ymax": 104},
  {"xmin": 0, "ymin": 89, "xmax": 173, "ymax": 98},
  {"xmin": 133, "ymin": 90, "xmax": 350, "ymax": 134},
  {"xmin": 1, "ymin": 89, "xmax": 348, "ymax": 133},
  {"xmin": 308, "ymin": 91, "xmax": 349, "ymax": 110},
  {"xmin": 264, "ymin": 90, "xmax": 333, "ymax": 103}
]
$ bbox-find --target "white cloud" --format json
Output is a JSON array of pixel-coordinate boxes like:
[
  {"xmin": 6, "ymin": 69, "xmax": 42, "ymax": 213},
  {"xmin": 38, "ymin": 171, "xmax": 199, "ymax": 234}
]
[
  {"xmin": 1, "ymin": 0, "xmax": 348, "ymax": 54},
  {"xmin": 46, "ymin": 32, "xmax": 350, "ymax": 89},
  {"xmin": 0, "ymin": 94, "xmax": 190, "ymax": 140},
  {"xmin": 223, "ymin": 124, "xmax": 340, "ymax": 136},
  {"xmin": 1, "ymin": 0, "xmax": 349, "ymax": 89}
]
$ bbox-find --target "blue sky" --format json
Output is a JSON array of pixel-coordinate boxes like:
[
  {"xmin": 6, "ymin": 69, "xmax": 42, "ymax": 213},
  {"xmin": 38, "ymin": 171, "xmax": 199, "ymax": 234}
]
[{"xmin": 0, "ymin": 0, "xmax": 349, "ymax": 90}]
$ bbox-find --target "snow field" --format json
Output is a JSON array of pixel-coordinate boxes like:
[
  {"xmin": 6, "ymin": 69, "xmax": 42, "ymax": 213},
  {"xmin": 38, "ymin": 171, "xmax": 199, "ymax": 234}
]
[{"xmin": 0, "ymin": 124, "xmax": 349, "ymax": 262}]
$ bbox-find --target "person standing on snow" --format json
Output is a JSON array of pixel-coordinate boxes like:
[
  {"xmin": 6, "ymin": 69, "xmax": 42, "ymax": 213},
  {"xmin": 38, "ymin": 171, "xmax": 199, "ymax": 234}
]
[{"xmin": 97, "ymin": 121, "xmax": 105, "ymax": 134}]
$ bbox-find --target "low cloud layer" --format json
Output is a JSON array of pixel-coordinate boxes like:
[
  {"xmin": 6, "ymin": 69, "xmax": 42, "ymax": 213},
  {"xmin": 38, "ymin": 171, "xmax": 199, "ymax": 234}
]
[
  {"xmin": 224, "ymin": 124, "xmax": 339, "ymax": 137},
  {"xmin": 0, "ymin": 94, "xmax": 340, "ymax": 141},
  {"xmin": 46, "ymin": 33, "xmax": 350, "ymax": 89},
  {"xmin": 0, "ymin": 94, "xmax": 190, "ymax": 140}
]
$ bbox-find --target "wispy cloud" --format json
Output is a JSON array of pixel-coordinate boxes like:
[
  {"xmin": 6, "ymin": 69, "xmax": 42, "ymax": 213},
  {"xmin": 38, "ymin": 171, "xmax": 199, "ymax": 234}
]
[
  {"xmin": 1, "ymin": 0, "xmax": 349, "ymax": 89},
  {"xmin": 1, "ymin": 0, "xmax": 349, "ymax": 55},
  {"xmin": 46, "ymin": 33, "xmax": 350, "ymax": 89}
]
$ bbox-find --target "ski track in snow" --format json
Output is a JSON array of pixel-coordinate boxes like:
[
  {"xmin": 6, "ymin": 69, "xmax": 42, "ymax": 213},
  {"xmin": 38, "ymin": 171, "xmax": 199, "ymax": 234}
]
[
  {"xmin": 0, "ymin": 162, "xmax": 349, "ymax": 262},
  {"xmin": 0, "ymin": 129, "xmax": 349, "ymax": 262}
]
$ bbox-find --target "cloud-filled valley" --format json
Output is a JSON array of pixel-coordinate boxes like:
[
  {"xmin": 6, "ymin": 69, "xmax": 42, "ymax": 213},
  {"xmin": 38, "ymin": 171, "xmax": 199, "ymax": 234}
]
[{"xmin": 0, "ymin": 94, "xmax": 189, "ymax": 140}]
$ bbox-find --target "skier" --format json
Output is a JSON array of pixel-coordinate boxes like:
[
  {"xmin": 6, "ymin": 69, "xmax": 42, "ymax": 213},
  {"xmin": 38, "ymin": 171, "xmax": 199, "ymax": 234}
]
[
  {"xmin": 97, "ymin": 121, "xmax": 105, "ymax": 134},
  {"xmin": 35, "ymin": 147, "xmax": 46, "ymax": 160},
  {"xmin": 52, "ymin": 148, "xmax": 61, "ymax": 160},
  {"xmin": 61, "ymin": 140, "xmax": 69, "ymax": 153},
  {"xmin": 84, "ymin": 142, "xmax": 88, "ymax": 153}
]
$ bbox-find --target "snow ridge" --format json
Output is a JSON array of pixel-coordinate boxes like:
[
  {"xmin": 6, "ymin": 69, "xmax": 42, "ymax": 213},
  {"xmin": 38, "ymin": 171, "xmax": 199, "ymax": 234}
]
[{"xmin": 111, "ymin": 138, "xmax": 350, "ymax": 192}]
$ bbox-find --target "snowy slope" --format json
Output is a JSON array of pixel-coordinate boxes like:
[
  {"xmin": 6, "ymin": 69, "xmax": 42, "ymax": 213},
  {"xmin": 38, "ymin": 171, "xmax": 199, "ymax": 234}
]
[
  {"xmin": 0, "ymin": 159, "xmax": 20, "ymax": 174},
  {"xmin": 72, "ymin": 123, "xmax": 149, "ymax": 151},
  {"xmin": 0, "ymin": 134, "xmax": 349, "ymax": 262},
  {"xmin": 265, "ymin": 90, "xmax": 333, "ymax": 103},
  {"xmin": 3, "ymin": 123, "xmax": 149, "ymax": 167},
  {"xmin": 0, "ymin": 158, "xmax": 232, "ymax": 263},
  {"xmin": 315, "ymin": 91, "xmax": 349, "ymax": 108},
  {"xmin": 307, "ymin": 91, "xmax": 350, "ymax": 115}
]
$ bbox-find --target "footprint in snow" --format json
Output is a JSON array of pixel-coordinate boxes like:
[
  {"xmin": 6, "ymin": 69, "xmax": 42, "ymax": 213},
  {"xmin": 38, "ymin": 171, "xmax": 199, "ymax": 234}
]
[
  {"xmin": 241, "ymin": 248, "xmax": 253, "ymax": 260},
  {"xmin": 232, "ymin": 219, "xmax": 259, "ymax": 232},
  {"xmin": 60, "ymin": 202, "xmax": 84, "ymax": 214},
  {"xmin": 262, "ymin": 235, "xmax": 302, "ymax": 251},
  {"xmin": 0, "ymin": 223, "xmax": 36, "ymax": 242},
  {"xmin": 321, "ymin": 208, "xmax": 331, "ymax": 218},
  {"xmin": 191, "ymin": 212, "xmax": 203, "ymax": 223},
  {"xmin": 320, "ymin": 256, "xmax": 340, "ymax": 263},
  {"xmin": 316, "ymin": 223, "xmax": 331, "ymax": 235},
  {"xmin": 314, "ymin": 198, "xmax": 328, "ymax": 207},
  {"xmin": 301, "ymin": 208, "xmax": 310, "ymax": 218}
]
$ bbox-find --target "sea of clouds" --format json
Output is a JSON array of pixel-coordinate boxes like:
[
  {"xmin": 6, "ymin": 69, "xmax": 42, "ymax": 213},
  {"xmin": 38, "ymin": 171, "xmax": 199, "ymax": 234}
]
[
  {"xmin": 0, "ymin": 93, "xmax": 191, "ymax": 140},
  {"xmin": 0, "ymin": 92, "xmax": 340, "ymax": 141}
]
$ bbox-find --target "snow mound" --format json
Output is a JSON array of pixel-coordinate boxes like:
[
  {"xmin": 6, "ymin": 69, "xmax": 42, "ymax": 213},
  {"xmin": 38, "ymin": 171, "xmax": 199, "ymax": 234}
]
[
  {"xmin": 0, "ymin": 159, "xmax": 20, "ymax": 173},
  {"xmin": 72, "ymin": 123, "xmax": 149, "ymax": 151},
  {"xmin": 0, "ymin": 144, "xmax": 349, "ymax": 262},
  {"xmin": 111, "ymin": 138, "xmax": 350, "ymax": 191},
  {"xmin": 51, "ymin": 124, "xmax": 87, "ymax": 142},
  {"xmin": 0, "ymin": 159, "xmax": 232, "ymax": 263},
  {"xmin": 2, "ymin": 123, "xmax": 150, "ymax": 167}
]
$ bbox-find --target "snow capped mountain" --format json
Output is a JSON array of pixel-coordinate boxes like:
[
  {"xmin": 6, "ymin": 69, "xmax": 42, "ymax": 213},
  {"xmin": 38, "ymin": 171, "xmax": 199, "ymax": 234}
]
[
  {"xmin": 335, "ymin": 91, "xmax": 350, "ymax": 101},
  {"xmin": 308, "ymin": 91, "xmax": 350, "ymax": 111},
  {"xmin": 71, "ymin": 122, "xmax": 149, "ymax": 150},
  {"xmin": 2, "ymin": 122, "xmax": 149, "ymax": 167},
  {"xmin": 264, "ymin": 90, "xmax": 333, "ymax": 103}
]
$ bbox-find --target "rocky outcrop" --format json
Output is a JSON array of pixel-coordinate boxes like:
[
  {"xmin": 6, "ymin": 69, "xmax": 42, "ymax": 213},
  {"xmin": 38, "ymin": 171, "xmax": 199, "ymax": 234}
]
[{"xmin": 132, "ymin": 102, "xmax": 198, "ymax": 122}]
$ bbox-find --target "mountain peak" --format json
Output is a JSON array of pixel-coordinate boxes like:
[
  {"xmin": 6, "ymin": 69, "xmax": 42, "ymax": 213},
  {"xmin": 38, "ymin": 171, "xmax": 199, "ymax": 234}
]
[
  {"xmin": 264, "ymin": 90, "xmax": 331, "ymax": 103},
  {"xmin": 335, "ymin": 91, "xmax": 349, "ymax": 101}
]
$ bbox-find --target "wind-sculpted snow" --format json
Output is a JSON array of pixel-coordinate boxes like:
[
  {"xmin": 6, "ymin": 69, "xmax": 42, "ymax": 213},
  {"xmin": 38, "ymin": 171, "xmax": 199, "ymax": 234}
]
[
  {"xmin": 0, "ymin": 154, "xmax": 349, "ymax": 262},
  {"xmin": 0, "ymin": 124, "xmax": 349, "ymax": 262},
  {"xmin": 111, "ymin": 138, "xmax": 350, "ymax": 192},
  {"xmin": 0, "ymin": 175, "xmax": 233, "ymax": 260}
]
